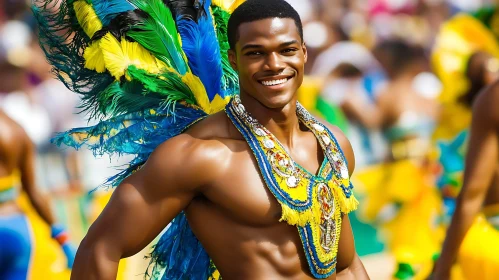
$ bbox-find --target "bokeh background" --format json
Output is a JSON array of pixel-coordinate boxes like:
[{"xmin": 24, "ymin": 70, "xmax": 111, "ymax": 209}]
[{"xmin": 1, "ymin": 0, "xmax": 497, "ymax": 279}]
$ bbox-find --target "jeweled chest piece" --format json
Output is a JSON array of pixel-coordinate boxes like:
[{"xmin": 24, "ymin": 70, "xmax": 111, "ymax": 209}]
[
  {"xmin": 317, "ymin": 182, "xmax": 336, "ymax": 253},
  {"xmin": 226, "ymin": 96, "xmax": 356, "ymax": 279}
]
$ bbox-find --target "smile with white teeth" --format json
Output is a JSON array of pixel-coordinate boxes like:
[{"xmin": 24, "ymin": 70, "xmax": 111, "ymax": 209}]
[{"xmin": 260, "ymin": 78, "xmax": 289, "ymax": 86}]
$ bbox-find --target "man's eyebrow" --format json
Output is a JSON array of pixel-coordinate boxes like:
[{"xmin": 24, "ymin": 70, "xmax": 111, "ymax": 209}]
[
  {"xmin": 241, "ymin": 44, "xmax": 263, "ymax": 52},
  {"xmin": 240, "ymin": 40, "xmax": 300, "ymax": 52},
  {"xmin": 279, "ymin": 40, "xmax": 300, "ymax": 47}
]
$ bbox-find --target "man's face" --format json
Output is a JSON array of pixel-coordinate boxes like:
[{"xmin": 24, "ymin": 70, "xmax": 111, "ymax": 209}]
[{"xmin": 229, "ymin": 18, "xmax": 307, "ymax": 109}]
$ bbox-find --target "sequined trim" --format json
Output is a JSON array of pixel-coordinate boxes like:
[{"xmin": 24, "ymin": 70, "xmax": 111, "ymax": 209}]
[{"xmin": 225, "ymin": 96, "xmax": 358, "ymax": 278}]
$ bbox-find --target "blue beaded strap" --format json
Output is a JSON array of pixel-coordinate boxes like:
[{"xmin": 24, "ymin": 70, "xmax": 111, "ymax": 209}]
[
  {"xmin": 226, "ymin": 105, "xmax": 316, "ymax": 211},
  {"xmin": 225, "ymin": 100, "xmax": 343, "ymax": 278}
]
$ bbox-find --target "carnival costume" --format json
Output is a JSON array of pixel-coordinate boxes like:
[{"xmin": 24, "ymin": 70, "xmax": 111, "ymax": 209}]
[
  {"xmin": 0, "ymin": 170, "xmax": 74, "ymax": 279},
  {"xmin": 33, "ymin": 0, "xmax": 358, "ymax": 279},
  {"xmin": 354, "ymin": 123, "xmax": 442, "ymax": 280},
  {"xmin": 432, "ymin": 14, "xmax": 499, "ymax": 140},
  {"xmin": 431, "ymin": 12, "xmax": 499, "ymax": 280}
]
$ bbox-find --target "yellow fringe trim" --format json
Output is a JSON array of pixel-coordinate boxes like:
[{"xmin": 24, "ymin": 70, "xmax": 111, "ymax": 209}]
[
  {"xmin": 279, "ymin": 182, "xmax": 358, "ymax": 227},
  {"xmin": 73, "ymin": 1, "xmax": 103, "ymax": 38},
  {"xmin": 330, "ymin": 181, "xmax": 359, "ymax": 214},
  {"xmin": 280, "ymin": 202, "xmax": 322, "ymax": 227}
]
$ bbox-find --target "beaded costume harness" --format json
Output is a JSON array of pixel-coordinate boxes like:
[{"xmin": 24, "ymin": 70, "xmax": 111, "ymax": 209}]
[{"xmin": 226, "ymin": 96, "xmax": 358, "ymax": 278}]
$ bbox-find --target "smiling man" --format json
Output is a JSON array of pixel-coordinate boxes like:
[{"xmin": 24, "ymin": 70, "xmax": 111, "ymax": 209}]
[{"xmin": 71, "ymin": 1, "xmax": 368, "ymax": 279}]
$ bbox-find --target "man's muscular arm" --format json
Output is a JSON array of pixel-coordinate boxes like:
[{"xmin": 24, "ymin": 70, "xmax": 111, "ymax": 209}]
[
  {"xmin": 329, "ymin": 126, "xmax": 369, "ymax": 279},
  {"xmin": 71, "ymin": 135, "xmax": 219, "ymax": 280},
  {"xmin": 434, "ymin": 85, "xmax": 499, "ymax": 279}
]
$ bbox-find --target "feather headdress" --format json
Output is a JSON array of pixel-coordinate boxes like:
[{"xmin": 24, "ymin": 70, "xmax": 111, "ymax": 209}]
[{"xmin": 33, "ymin": 0, "xmax": 244, "ymax": 278}]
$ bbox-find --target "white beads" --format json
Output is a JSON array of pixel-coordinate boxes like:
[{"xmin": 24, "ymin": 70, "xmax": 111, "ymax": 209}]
[
  {"xmin": 264, "ymin": 138, "xmax": 275, "ymax": 149},
  {"xmin": 340, "ymin": 166, "xmax": 349, "ymax": 179},
  {"xmin": 332, "ymin": 153, "xmax": 339, "ymax": 161},
  {"xmin": 287, "ymin": 176, "xmax": 298, "ymax": 188},
  {"xmin": 322, "ymin": 135, "xmax": 331, "ymax": 146},
  {"xmin": 254, "ymin": 127, "xmax": 267, "ymax": 136},
  {"xmin": 312, "ymin": 123, "xmax": 324, "ymax": 132}
]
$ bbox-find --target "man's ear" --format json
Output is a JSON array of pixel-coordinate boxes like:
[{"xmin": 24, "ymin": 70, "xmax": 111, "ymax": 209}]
[
  {"xmin": 302, "ymin": 42, "xmax": 308, "ymax": 64},
  {"xmin": 228, "ymin": 49, "xmax": 238, "ymax": 72}
]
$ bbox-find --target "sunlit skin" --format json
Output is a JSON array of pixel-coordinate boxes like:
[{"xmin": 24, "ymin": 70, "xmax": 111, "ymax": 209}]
[
  {"xmin": 0, "ymin": 110, "xmax": 56, "ymax": 231},
  {"xmin": 433, "ymin": 80, "xmax": 499, "ymax": 280},
  {"xmin": 71, "ymin": 18, "xmax": 368, "ymax": 280}
]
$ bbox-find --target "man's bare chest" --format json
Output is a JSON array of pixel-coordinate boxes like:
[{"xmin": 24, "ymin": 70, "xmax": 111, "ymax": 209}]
[{"xmin": 200, "ymin": 141, "xmax": 324, "ymax": 226}]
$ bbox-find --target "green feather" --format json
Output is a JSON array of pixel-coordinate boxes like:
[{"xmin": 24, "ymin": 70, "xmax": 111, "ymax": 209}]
[
  {"xmin": 127, "ymin": 0, "xmax": 188, "ymax": 74},
  {"xmin": 212, "ymin": 6, "xmax": 239, "ymax": 94},
  {"xmin": 33, "ymin": 0, "xmax": 117, "ymax": 120},
  {"xmin": 94, "ymin": 65, "xmax": 199, "ymax": 117},
  {"xmin": 126, "ymin": 66, "xmax": 198, "ymax": 110},
  {"xmin": 97, "ymin": 80, "xmax": 162, "ymax": 116}
]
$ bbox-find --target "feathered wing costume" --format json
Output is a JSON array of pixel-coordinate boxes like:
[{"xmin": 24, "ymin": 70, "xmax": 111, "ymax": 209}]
[{"xmin": 32, "ymin": 0, "xmax": 243, "ymax": 278}]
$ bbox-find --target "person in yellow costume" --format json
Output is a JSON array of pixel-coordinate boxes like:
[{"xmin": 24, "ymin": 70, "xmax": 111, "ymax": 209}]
[
  {"xmin": 431, "ymin": 12, "xmax": 499, "ymax": 280},
  {"xmin": 354, "ymin": 40, "xmax": 443, "ymax": 280},
  {"xmin": 433, "ymin": 80, "xmax": 499, "ymax": 280},
  {"xmin": 432, "ymin": 13, "xmax": 499, "ymax": 141},
  {"xmin": 0, "ymin": 110, "xmax": 75, "ymax": 280}
]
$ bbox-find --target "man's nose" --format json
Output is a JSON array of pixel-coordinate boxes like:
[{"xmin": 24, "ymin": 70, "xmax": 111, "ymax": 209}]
[{"xmin": 265, "ymin": 52, "xmax": 285, "ymax": 72}]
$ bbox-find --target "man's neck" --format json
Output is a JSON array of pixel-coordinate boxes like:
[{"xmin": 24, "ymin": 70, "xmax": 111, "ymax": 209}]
[{"xmin": 239, "ymin": 92, "xmax": 301, "ymax": 149}]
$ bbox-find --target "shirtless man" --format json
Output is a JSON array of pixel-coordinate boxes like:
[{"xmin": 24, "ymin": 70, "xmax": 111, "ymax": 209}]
[
  {"xmin": 434, "ymin": 81, "xmax": 499, "ymax": 279},
  {"xmin": 71, "ymin": 1, "xmax": 368, "ymax": 279},
  {"xmin": 0, "ymin": 110, "xmax": 75, "ymax": 278}
]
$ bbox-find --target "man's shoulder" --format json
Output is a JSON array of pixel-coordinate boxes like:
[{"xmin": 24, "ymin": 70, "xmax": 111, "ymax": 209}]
[
  {"xmin": 151, "ymin": 111, "xmax": 235, "ymax": 170},
  {"xmin": 184, "ymin": 110, "xmax": 233, "ymax": 140}
]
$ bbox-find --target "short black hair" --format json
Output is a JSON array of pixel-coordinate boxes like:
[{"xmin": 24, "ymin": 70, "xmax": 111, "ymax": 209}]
[{"xmin": 227, "ymin": 0, "xmax": 303, "ymax": 50}]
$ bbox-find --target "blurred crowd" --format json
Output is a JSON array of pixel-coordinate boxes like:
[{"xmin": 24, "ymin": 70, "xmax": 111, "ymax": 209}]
[{"xmin": 1, "ymin": 0, "xmax": 498, "ymax": 279}]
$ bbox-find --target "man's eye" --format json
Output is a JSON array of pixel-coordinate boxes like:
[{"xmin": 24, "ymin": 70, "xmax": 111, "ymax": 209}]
[
  {"xmin": 282, "ymin": 48, "xmax": 298, "ymax": 54},
  {"xmin": 246, "ymin": 51, "xmax": 262, "ymax": 56}
]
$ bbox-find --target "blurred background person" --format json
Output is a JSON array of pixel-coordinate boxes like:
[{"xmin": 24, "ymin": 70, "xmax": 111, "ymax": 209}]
[
  {"xmin": 431, "ymin": 10, "xmax": 499, "ymax": 280},
  {"xmin": 0, "ymin": 108, "xmax": 75, "ymax": 279},
  {"xmin": 434, "ymin": 78, "xmax": 499, "ymax": 280},
  {"xmin": 353, "ymin": 40, "xmax": 443, "ymax": 280}
]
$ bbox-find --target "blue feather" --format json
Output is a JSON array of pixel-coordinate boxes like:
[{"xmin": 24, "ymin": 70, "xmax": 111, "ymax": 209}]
[
  {"xmin": 147, "ymin": 212, "xmax": 211, "ymax": 279},
  {"xmin": 91, "ymin": 0, "xmax": 135, "ymax": 26},
  {"xmin": 176, "ymin": 0, "xmax": 224, "ymax": 101}
]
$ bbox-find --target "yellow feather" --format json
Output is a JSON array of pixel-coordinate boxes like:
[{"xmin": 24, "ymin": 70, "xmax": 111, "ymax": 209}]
[
  {"xmin": 100, "ymin": 33, "xmax": 127, "ymax": 79},
  {"xmin": 181, "ymin": 73, "xmax": 211, "ymax": 112},
  {"xmin": 100, "ymin": 33, "xmax": 167, "ymax": 80},
  {"xmin": 73, "ymin": 1, "xmax": 102, "ymax": 38},
  {"xmin": 121, "ymin": 37, "xmax": 161, "ymax": 75},
  {"xmin": 207, "ymin": 95, "xmax": 231, "ymax": 114},
  {"xmin": 212, "ymin": 0, "xmax": 245, "ymax": 12},
  {"xmin": 83, "ymin": 41, "xmax": 106, "ymax": 73}
]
